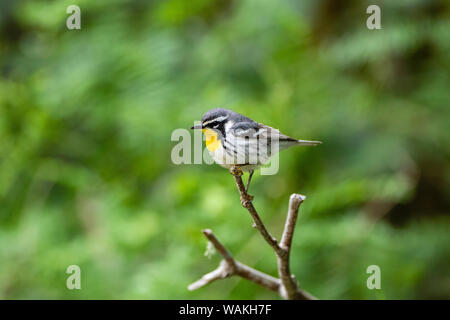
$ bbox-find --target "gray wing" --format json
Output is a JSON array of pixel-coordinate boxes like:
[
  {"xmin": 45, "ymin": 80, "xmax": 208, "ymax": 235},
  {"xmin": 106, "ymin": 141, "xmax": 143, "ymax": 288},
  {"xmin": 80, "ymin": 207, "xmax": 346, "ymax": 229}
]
[
  {"xmin": 229, "ymin": 122, "xmax": 295, "ymax": 140},
  {"xmin": 223, "ymin": 122, "xmax": 296, "ymax": 165},
  {"xmin": 254, "ymin": 123, "xmax": 298, "ymax": 142},
  {"xmin": 251, "ymin": 123, "xmax": 321, "ymax": 147}
]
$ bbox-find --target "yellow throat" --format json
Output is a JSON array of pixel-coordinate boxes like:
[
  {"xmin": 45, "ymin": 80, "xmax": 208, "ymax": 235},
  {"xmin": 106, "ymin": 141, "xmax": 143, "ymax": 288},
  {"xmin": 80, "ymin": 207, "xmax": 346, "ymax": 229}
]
[{"xmin": 202, "ymin": 128, "xmax": 221, "ymax": 151}]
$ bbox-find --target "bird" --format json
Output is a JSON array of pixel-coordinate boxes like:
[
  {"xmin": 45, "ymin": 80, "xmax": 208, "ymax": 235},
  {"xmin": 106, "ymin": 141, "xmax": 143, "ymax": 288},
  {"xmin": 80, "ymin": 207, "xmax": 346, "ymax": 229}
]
[{"xmin": 191, "ymin": 108, "xmax": 321, "ymax": 192}]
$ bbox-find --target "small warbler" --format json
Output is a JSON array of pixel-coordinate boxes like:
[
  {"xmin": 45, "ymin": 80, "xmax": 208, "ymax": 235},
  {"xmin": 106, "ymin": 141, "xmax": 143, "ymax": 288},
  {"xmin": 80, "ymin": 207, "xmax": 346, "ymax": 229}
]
[{"xmin": 191, "ymin": 108, "xmax": 321, "ymax": 191}]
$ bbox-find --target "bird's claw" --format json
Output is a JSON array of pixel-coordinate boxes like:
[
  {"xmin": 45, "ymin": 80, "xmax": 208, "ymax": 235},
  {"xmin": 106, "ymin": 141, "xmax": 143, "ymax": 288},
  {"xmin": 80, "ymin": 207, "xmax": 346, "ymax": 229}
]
[{"xmin": 230, "ymin": 166, "xmax": 243, "ymax": 177}]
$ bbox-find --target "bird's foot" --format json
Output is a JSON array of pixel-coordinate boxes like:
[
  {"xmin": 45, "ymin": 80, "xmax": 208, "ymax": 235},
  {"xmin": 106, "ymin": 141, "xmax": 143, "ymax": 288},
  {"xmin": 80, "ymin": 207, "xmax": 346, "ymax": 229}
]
[{"xmin": 229, "ymin": 166, "xmax": 243, "ymax": 177}]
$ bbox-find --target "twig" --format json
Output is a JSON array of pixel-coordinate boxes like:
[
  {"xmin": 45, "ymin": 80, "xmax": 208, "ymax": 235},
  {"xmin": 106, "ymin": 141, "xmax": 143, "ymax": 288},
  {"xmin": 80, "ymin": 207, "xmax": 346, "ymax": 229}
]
[
  {"xmin": 188, "ymin": 166, "xmax": 317, "ymax": 300},
  {"xmin": 277, "ymin": 194, "xmax": 315, "ymax": 300},
  {"xmin": 280, "ymin": 194, "xmax": 305, "ymax": 250},
  {"xmin": 188, "ymin": 229, "xmax": 280, "ymax": 292},
  {"xmin": 229, "ymin": 166, "xmax": 282, "ymax": 256}
]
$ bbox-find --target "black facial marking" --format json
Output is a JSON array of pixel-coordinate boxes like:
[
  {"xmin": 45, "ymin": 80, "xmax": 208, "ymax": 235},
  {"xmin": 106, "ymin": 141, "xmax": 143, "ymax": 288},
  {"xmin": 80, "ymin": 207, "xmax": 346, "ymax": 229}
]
[{"xmin": 203, "ymin": 119, "xmax": 226, "ymax": 138}]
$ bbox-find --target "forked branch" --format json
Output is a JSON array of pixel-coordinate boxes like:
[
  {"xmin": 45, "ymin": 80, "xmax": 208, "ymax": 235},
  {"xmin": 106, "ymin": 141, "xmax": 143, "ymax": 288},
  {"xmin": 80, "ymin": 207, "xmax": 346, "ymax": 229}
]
[
  {"xmin": 188, "ymin": 229, "xmax": 280, "ymax": 292},
  {"xmin": 188, "ymin": 166, "xmax": 316, "ymax": 300}
]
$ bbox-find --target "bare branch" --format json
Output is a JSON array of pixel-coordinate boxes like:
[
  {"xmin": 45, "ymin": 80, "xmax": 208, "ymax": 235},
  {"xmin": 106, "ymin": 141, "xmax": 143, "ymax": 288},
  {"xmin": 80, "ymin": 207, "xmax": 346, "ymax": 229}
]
[
  {"xmin": 188, "ymin": 229, "xmax": 280, "ymax": 292},
  {"xmin": 234, "ymin": 261, "xmax": 280, "ymax": 292},
  {"xmin": 189, "ymin": 166, "xmax": 317, "ymax": 300},
  {"xmin": 202, "ymin": 229, "xmax": 235, "ymax": 265},
  {"xmin": 280, "ymin": 194, "xmax": 305, "ymax": 251},
  {"xmin": 229, "ymin": 166, "xmax": 283, "ymax": 256},
  {"xmin": 277, "ymin": 195, "xmax": 316, "ymax": 300},
  {"xmin": 188, "ymin": 262, "xmax": 230, "ymax": 291}
]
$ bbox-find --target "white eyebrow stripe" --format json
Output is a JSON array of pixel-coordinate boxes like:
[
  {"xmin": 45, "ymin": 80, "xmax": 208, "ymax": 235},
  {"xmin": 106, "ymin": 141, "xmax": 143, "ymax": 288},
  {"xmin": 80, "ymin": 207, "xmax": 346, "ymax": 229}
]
[
  {"xmin": 236, "ymin": 129, "xmax": 253, "ymax": 135},
  {"xmin": 254, "ymin": 129, "xmax": 266, "ymax": 136},
  {"xmin": 203, "ymin": 115, "xmax": 228, "ymax": 126}
]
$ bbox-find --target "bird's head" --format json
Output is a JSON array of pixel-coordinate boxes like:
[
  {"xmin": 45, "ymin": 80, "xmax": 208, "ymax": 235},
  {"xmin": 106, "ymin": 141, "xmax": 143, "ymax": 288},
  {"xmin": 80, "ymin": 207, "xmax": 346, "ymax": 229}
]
[
  {"xmin": 191, "ymin": 108, "xmax": 235, "ymax": 152},
  {"xmin": 190, "ymin": 108, "xmax": 232, "ymax": 131}
]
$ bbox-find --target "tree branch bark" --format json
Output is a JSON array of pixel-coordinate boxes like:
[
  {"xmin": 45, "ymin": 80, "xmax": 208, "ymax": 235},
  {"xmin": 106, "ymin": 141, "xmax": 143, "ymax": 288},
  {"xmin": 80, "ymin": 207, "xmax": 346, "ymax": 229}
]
[
  {"xmin": 229, "ymin": 166, "xmax": 283, "ymax": 256},
  {"xmin": 188, "ymin": 166, "xmax": 317, "ymax": 300},
  {"xmin": 188, "ymin": 229, "xmax": 280, "ymax": 292}
]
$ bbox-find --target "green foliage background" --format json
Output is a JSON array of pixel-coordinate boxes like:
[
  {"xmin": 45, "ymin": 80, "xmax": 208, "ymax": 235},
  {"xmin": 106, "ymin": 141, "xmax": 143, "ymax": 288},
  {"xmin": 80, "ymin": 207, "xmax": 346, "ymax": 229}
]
[{"xmin": 0, "ymin": 0, "xmax": 449, "ymax": 299}]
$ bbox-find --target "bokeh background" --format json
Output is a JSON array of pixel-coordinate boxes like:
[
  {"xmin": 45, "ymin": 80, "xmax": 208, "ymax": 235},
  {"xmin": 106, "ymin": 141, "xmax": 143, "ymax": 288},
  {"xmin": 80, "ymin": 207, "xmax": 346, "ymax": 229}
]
[{"xmin": 1, "ymin": 0, "xmax": 449, "ymax": 299}]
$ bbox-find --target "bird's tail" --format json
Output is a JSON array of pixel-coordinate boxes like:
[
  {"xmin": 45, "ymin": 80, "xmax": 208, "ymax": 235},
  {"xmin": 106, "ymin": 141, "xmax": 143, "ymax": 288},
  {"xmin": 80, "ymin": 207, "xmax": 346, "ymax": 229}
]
[{"xmin": 296, "ymin": 139, "xmax": 322, "ymax": 146}]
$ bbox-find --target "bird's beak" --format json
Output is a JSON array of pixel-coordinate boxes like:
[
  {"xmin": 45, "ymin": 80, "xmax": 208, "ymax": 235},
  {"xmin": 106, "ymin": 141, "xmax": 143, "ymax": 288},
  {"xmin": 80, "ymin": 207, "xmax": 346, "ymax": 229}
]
[{"xmin": 191, "ymin": 124, "xmax": 203, "ymax": 130}]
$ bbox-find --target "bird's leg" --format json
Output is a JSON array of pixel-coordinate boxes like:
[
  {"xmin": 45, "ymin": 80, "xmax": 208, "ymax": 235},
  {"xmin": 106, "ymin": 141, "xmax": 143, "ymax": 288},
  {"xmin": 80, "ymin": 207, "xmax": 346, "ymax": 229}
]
[
  {"xmin": 245, "ymin": 170, "xmax": 254, "ymax": 194},
  {"xmin": 245, "ymin": 170, "xmax": 254, "ymax": 202}
]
